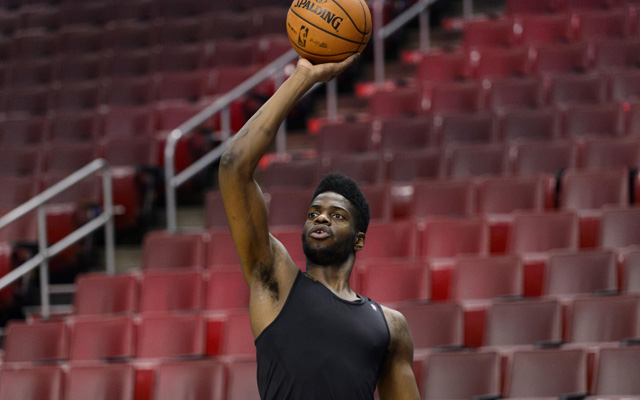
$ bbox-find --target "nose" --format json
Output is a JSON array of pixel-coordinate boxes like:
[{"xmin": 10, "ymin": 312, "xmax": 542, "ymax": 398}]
[{"xmin": 314, "ymin": 212, "xmax": 330, "ymax": 225}]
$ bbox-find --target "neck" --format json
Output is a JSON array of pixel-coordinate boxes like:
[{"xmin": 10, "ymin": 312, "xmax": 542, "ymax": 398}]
[{"xmin": 305, "ymin": 261, "xmax": 358, "ymax": 301}]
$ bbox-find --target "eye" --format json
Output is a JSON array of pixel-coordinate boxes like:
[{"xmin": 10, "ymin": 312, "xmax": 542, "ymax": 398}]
[
  {"xmin": 333, "ymin": 213, "xmax": 344, "ymax": 220},
  {"xmin": 308, "ymin": 212, "xmax": 318, "ymax": 219}
]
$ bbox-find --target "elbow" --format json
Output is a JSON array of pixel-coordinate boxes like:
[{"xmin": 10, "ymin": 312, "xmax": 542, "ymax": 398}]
[
  {"xmin": 219, "ymin": 147, "xmax": 252, "ymax": 180},
  {"xmin": 219, "ymin": 148, "xmax": 238, "ymax": 171}
]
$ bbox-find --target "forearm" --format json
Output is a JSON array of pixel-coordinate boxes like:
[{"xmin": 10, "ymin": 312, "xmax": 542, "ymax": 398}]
[{"xmin": 219, "ymin": 66, "xmax": 316, "ymax": 179}]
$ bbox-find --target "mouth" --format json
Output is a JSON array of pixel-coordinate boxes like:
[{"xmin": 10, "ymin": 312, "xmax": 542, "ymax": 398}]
[{"xmin": 309, "ymin": 226, "xmax": 331, "ymax": 240}]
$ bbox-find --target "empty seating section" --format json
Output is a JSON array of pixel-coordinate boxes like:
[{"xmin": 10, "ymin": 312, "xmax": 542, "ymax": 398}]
[{"xmin": 3, "ymin": 1, "xmax": 640, "ymax": 399}]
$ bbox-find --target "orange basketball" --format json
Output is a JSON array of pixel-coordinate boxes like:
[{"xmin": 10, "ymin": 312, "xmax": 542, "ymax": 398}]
[{"xmin": 286, "ymin": 0, "xmax": 372, "ymax": 64}]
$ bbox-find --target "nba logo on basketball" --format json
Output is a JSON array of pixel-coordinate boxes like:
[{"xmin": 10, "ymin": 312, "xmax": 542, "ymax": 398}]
[{"xmin": 298, "ymin": 25, "xmax": 309, "ymax": 47}]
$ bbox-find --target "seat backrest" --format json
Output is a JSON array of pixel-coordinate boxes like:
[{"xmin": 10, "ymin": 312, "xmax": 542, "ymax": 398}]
[
  {"xmin": 420, "ymin": 217, "xmax": 489, "ymax": 259},
  {"xmin": 443, "ymin": 144, "xmax": 508, "ymax": 179},
  {"xmin": 3, "ymin": 321, "xmax": 68, "ymax": 363},
  {"xmin": 142, "ymin": 230, "xmax": 207, "ymax": 270},
  {"xmin": 476, "ymin": 174, "xmax": 551, "ymax": 215},
  {"xmin": 593, "ymin": 346, "xmax": 640, "ymax": 396},
  {"xmin": 357, "ymin": 220, "xmax": 419, "ymax": 261},
  {"xmin": 357, "ymin": 259, "xmax": 430, "ymax": 305},
  {"xmin": 0, "ymin": 366, "xmax": 63, "ymax": 400},
  {"xmin": 484, "ymin": 298, "xmax": 561, "ymax": 346},
  {"xmin": 421, "ymin": 350, "xmax": 501, "ymax": 400},
  {"xmin": 153, "ymin": 360, "xmax": 225, "ymax": 400},
  {"xmin": 221, "ymin": 311, "xmax": 255, "ymax": 356},
  {"xmin": 505, "ymin": 348, "xmax": 587, "ymax": 398},
  {"xmin": 69, "ymin": 315, "xmax": 134, "ymax": 361},
  {"xmin": 139, "ymin": 269, "xmax": 204, "ymax": 313},
  {"xmin": 396, "ymin": 302, "xmax": 464, "ymax": 349},
  {"xmin": 73, "ymin": 273, "xmax": 138, "ymax": 315},
  {"xmin": 507, "ymin": 211, "xmax": 579, "ymax": 254},
  {"xmin": 624, "ymin": 249, "xmax": 640, "ymax": 293},
  {"xmin": 580, "ymin": 138, "xmax": 640, "ymax": 170},
  {"xmin": 544, "ymin": 250, "xmax": 618, "ymax": 296},
  {"xmin": 225, "ymin": 357, "xmax": 260, "ymax": 400},
  {"xmin": 511, "ymin": 140, "xmax": 577, "ymax": 175},
  {"xmin": 206, "ymin": 267, "xmax": 250, "ymax": 311},
  {"xmin": 67, "ymin": 364, "xmax": 135, "ymax": 400},
  {"xmin": 450, "ymin": 255, "xmax": 522, "ymax": 301},
  {"xmin": 410, "ymin": 178, "xmax": 475, "ymax": 218},
  {"xmin": 599, "ymin": 207, "xmax": 640, "ymax": 249},
  {"xmin": 565, "ymin": 295, "xmax": 640, "ymax": 343},
  {"xmin": 266, "ymin": 187, "xmax": 314, "ymax": 227},
  {"xmin": 136, "ymin": 313, "xmax": 205, "ymax": 358}
]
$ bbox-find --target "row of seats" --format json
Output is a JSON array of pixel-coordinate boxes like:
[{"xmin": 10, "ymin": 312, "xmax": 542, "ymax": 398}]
[
  {"xmin": 1, "ymin": 36, "xmax": 291, "ymax": 85},
  {"xmin": 2, "ymin": 343, "xmax": 640, "ymax": 400},
  {"xmin": 6, "ymin": 292, "xmax": 640, "ymax": 361},
  {"xmin": 506, "ymin": 0, "xmax": 635, "ymax": 14},
  {"xmin": 0, "ymin": 8, "xmax": 286, "ymax": 43},
  {"xmin": 366, "ymin": 71, "xmax": 640, "ymax": 118}
]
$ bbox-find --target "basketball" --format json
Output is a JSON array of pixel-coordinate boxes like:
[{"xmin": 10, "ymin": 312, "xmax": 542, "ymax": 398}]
[{"xmin": 286, "ymin": 0, "xmax": 372, "ymax": 64}]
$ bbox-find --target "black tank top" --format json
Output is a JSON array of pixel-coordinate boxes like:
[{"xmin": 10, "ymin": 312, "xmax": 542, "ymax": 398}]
[{"xmin": 255, "ymin": 270, "xmax": 390, "ymax": 400}]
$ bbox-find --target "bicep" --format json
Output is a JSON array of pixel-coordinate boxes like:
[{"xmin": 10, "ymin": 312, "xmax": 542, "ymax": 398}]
[{"xmin": 378, "ymin": 310, "xmax": 421, "ymax": 400}]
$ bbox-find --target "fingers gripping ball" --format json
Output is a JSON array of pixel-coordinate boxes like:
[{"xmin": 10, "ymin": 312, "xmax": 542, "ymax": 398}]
[{"xmin": 286, "ymin": 0, "xmax": 372, "ymax": 64}]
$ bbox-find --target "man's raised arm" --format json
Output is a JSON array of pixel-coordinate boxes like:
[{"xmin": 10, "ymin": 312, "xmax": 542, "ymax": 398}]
[{"xmin": 218, "ymin": 55, "xmax": 358, "ymax": 285}]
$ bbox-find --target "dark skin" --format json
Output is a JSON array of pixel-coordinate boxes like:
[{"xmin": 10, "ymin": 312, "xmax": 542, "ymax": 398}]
[{"xmin": 219, "ymin": 55, "xmax": 420, "ymax": 399}]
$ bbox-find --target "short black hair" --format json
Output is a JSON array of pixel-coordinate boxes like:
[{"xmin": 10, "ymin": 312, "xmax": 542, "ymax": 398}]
[{"xmin": 311, "ymin": 173, "xmax": 370, "ymax": 233}]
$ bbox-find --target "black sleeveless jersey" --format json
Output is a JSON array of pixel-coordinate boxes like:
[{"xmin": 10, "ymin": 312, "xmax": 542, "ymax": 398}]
[{"xmin": 255, "ymin": 270, "xmax": 390, "ymax": 400}]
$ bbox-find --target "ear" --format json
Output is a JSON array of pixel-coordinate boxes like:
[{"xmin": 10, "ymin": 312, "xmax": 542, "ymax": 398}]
[{"xmin": 354, "ymin": 232, "xmax": 365, "ymax": 252}]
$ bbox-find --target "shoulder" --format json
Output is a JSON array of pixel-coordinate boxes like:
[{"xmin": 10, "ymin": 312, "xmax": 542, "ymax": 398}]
[{"xmin": 381, "ymin": 306, "xmax": 413, "ymax": 352}]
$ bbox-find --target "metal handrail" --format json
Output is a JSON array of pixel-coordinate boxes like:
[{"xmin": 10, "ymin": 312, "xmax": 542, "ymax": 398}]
[{"xmin": 0, "ymin": 159, "xmax": 116, "ymax": 319}]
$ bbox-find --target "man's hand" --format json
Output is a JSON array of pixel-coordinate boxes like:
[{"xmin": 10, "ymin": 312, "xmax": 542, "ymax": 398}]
[{"xmin": 296, "ymin": 53, "xmax": 360, "ymax": 84}]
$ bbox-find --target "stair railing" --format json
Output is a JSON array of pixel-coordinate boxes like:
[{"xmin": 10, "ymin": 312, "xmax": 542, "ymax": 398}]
[{"xmin": 0, "ymin": 159, "xmax": 116, "ymax": 319}]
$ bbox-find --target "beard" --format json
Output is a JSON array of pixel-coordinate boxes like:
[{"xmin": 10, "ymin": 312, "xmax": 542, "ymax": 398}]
[{"xmin": 302, "ymin": 232, "xmax": 356, "ymax": 266}]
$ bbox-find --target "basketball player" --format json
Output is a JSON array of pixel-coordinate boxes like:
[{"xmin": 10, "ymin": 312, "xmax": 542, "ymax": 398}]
[{"xmin": 219, "ymin": 54, "xmax": 421, "ymax": 399}]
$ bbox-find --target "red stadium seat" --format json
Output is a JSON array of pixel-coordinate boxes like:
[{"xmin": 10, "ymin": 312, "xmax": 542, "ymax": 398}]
[
  {"xmin": 357, "ymin": 259, "xmax": 430, "ymax": 305},
  {"xmin": 44, "ymin": 143, "xmax": 99, "ymax": 173},
  {"xmin": 357, "ymin": 220, "xmax": 419, "ymax": 261},
  {"xmin": 580, "ymin": 138, "xmax": 640, "ymax": 170},
  {"xmin": 101, "ymin": 137, "xmax": 157, "ymax": 167},
  {"xmin": 450, "ymin": 254, "xmax": 522, "ymax": 301},
  {"xmin": 592, "ymin": 38, "xmax": 640, "ymax": 71},
  {"xmin": 592, "ymin": 346, "xmax": 640, "ymax": 396},
  {"xmin": 0, "ymin": 365, "xmax": 63, "ymax": 400},
  {"xmin": 0, "ymin": 116, "xmax": 46, "ymax": 148},
  {"xmin": 315, "ymin": 120, "xmax": 374, "ymax": 156},
  {"xmin": 55, "ymin": 53, "xmax": 104, "ymax": 83},
  {"xmin": 142, "ymin": 230, "xmax": 207, "ymax": 270},
  {"xmin": 57, "ymin": 25, "xmax": 104, "ymax": 55},
  {"xmin": 410, "ymin": 178, "xmax": 475, "ymax": 218},
  {"xmin": 477, "ymin": 174, "xmax": 552, "ymax": 215},
  {"xmin": 2, "ymin": 86, "xmax": 52, "ymax": 116},
  {"xmin": 599, "ymin": 206, "xmax": 640, "ymax": 249},
  {"xmin": 572, "ymin": 9, "xmax": 628, "ymax": 42},
  {"xmin": 422, "ymin": 81, "xmax": 483, "ymax": 114},
  {"xmin": 513, "ymin": 13, "xmax": 571, "ymax": 45},
  {"xmin": 256, "ymin": 159, "xmax": 320, "ymax": 189},
  {"xmin": 472, "ymin": 47, "xmax": 529, "ymax": 79},
  {"xmin": 102, "ymin": 49, "xmax": 156, "ymax": 78},
  {"xmin": 561, "ymin": 103, "xmax": 623, "ymax": 138},
  {"xmin": 50, "ymin": 82, "xmax": 101, "ymax": 111},
  {"xmin": 395, "ymin": 302, "xmax": 464, "ymax": 349},
  {"xmin": 485, "ymin": 77, "xmax": 543, "ymax": 113},
  {"xmin": 435, "ymin": 112, "xmax": 495, "ymax": 145},
  {"xmin": 484, "ymin": 298, "xmax": 562, "ymax": 346},
  {"xmin": 154, "ymin": 44, "xmax": 206, "ymax": 73},
  {"xmin": 360, "ymin": 183, "xmax": 393, "ymax": 222},
  {"xmin": 225, "ymin": 356, "xmax": 260, "ymax": 400},
  {"xmin": 69, "ymin": 315, "xmax": 134, "ymax": 361},
  {"xmin": 498, "ymin": 108, "xmax": 559, "ymax": 142},
  {"xmin": 153, "ymin": 359, "xmax": 225, "ymax": 400},
  {"xmin": 271, "ymin": 226, "xmax": 306, "ymax": 265},
  {"xmin": 385, "ymin": 148, "xmax": 442, "ymax": 183},
  {"xmin": 510, "ymin": 140, "xmax": 577, "ymax": 175},
  {"xmin": 3, "ymin": 320, "xmax": 68, "ymax": 363},
  {"xmin": 73, "ymin": 273, "xmax": 138, "ymax": 315},
  {"xmin": 375, "ymin": 115, "xmax": 433, "ymax": 151},
  {"xmin": 249, "ymin": 6, "xmax": 288, "ymax": 36},
  {"xmin": 0, "ymin": 177, "xmax": 38, "ymax": 207},
  {"xmin": 547, "ymin": 73, "xmax": 608, "ymax": 107},
  {"xmin": 103, "ymin": 21, "xmax": 157, "ymax": 50},
  {"xmin": 266, "ymin": 187, "xmax": 314, "ymax": 227},
  {"xmin": 564, "ymin": 0, "xmax": 625, "ymax": 9},
  {"xmin": 136, "ymin": 313, "xmax": 205, "ymax": 358},
  {"xmin": 624, "ymin": 249, "xmax": 640, "ymax": 293},
  {"xmin": 206, "ymin": 229, "xmax": 241, "ymax": 268},
  {"xmin": 369, "ymin": 86, "xmax": 421, "ymax": 117},
  {"xmin": 462, "ymin": 18, "xmax": 514, "ymax": 49},
  {"xmin": 100, "ymin": 77, "xmax": 158, "ymax": 107},
  {"xmin": 220, "ymin": 311, "xmax": 255, "ymax": 356},
  {"xmin": 154, "ymin": 18, "xmax": 205, "ymax": 46},
  {"xmin": 46, "ymin": 111, "xmax": 100, "ymax": 144},
  {"xmin": 443, "ymin": 144, "xmax": 509, "ymax": 179},
  {"xmin": 504, "ymin": 348, "xmax": 587, "ymax": 398},
  {"xmin": 66, "ymin": 363, "xmax": 135, "ymax": 400},
  {"xmin": 0, "ymin": 148, "xmax": 41, "ymax": 178},
  {"xmin": 139, "ymin": 269, "xmax": 204, "ymax": 313},
  {"xmin": 12, "ymin": 30, "xmax": 58, "ymax": 59},
  {"xmin": 507, "ymin": 211, "xmax": 579, "ymax": 254},
  {"xmin": 100, "ymin": 106, "xmax": 155, "ymax": 139},
  {"xmin": 416, "ymin": 50, "xmax": 469, "ymax": 83},
  {"xmin": 206, "ymin": 267, "xmax": 250, "ymax": 311},
  {"xmin": 565, "ymin": 295, "xmax": 640, "ymax": 343},
  {"xmin": 6, "ymin": 59, "xmax": 55, "ymax": 87},
  {"xmin": 609, "ymin": 69, "xmax": 640, "ymax": 102},
  {"xmin": 205, "ymin": 12, "xmax": 252, "ymax": 41},
  {"xmin": 420, "ymin": 217, "xmax": 489, "ymax": 259},
  {"xmin": 531, "ymin": 42, "xmax": 589, "ymax": 75},
  {"xmin": 544, "ymin": 249, "xmax": 618, "ymax": 296},
  {"xmin": 419, "ymin": 350, "xmax": 501, "ymax": 400},
  {"xmin": 321, "ymin": 153, "xmax": 385, "ymax": 186},
  {"xmin": 156, "ymin": 71, "xmax": 212, "ymax": 103}
]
